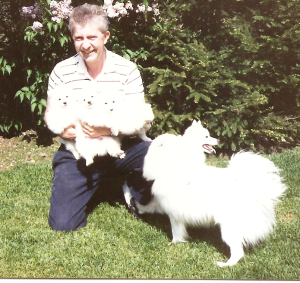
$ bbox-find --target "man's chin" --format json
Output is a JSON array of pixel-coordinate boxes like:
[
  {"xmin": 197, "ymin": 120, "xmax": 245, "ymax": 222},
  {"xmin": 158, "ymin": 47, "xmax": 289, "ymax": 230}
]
[{"xmin": 80, "ymin": 51, "xmax": 97, "ymax": 61}]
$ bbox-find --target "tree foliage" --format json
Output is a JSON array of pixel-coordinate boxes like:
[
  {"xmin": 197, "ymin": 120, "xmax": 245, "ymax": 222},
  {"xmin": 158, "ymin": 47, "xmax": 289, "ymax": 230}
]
[
  {"xmin": 0, "ymin": 0, "xmax": 299, "ymax": 153},
  {"xmin": 143, "ymin": 0, "xmax": 300, "ymax": 152}
]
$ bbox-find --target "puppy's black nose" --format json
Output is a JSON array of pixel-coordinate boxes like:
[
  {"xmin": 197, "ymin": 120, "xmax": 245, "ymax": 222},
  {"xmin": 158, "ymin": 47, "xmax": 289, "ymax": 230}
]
[
  {"xmin": 63, "ymin": 102, "xmax": 67, "ymax": 106},
  {"xmin": 110, "ymin": 109, "xmax": 113, "ymax": 112},
  {"xmin": 88, "ymin": 101, "xmax": 92, "ymax": 105}
]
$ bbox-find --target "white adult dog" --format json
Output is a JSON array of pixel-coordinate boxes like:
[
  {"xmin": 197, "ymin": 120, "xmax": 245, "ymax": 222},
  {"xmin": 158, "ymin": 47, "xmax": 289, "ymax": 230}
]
[{"xmin": 123, "ymin": 120, "xmax": 286, "ymax": 267}]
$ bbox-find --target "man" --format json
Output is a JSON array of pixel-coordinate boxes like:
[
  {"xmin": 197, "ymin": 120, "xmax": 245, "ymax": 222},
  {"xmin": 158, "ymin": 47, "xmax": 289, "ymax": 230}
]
[{"xmin": 45, "ymin": 3, "xmax": 152, "ymax": 231}]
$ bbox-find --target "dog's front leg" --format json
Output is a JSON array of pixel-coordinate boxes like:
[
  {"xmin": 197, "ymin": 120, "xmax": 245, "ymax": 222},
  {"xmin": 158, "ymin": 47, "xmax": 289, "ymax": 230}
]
[{"xmin": 169, "ymin": 216, "xmax": 190, "ymax": 243}]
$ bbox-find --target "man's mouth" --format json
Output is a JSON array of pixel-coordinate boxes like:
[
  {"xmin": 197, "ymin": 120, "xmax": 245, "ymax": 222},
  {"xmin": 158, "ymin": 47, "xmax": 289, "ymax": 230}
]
[{"xmin": 82, "ymin": 50, "xmax": 95, "ymax": 55}]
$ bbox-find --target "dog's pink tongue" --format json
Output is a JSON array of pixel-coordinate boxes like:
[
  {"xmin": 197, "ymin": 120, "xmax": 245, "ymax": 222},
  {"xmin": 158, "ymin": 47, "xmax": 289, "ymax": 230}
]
[{"xmin": 203, "ymin": 144, "xmax": 216, "ymax": 154}]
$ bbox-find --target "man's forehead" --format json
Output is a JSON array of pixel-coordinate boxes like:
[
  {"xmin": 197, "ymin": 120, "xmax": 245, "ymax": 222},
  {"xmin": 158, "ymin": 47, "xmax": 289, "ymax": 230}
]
[{"xmin": 73, "ymin": 22, "xmax": 101, "ymax": 34}]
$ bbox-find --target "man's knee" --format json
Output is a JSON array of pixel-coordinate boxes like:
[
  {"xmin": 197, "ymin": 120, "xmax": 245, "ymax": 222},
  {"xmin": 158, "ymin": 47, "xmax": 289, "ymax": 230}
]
[{"xmin": 48, "ymin": 211, "xmax": 86, "ymax": 232}]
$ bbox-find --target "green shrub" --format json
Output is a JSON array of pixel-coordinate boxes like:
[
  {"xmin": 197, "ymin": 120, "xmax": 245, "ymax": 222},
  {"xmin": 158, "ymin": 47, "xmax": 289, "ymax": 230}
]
[{"xmin": 0, "ymin": 0, "xmax": 299, "ymax": 153}]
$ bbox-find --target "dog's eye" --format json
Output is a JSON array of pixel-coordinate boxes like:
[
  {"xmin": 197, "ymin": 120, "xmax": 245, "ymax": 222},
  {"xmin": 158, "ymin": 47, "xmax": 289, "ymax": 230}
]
[
  {"xmin": 112, "ymin": 101, "xmax": 115, "ymax": 103},
  {"xmin": 206, "ymin": 136, "xmax": 208, "ymax": 138},
  {"xmin": 66, "ymin": 96, "xmax": 68, "ymax": 98},
  {"xmin": 59, "ymin": 98, "xmax": 61, "ymax": 100},
  {"xmin": 105, "ymin": 102, "xmax": 107, "ymax": 104}
]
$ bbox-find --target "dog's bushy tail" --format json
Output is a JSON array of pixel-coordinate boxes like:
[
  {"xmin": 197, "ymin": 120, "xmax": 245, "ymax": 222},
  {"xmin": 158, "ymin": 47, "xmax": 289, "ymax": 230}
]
[{"xmin": 227, "ymin": 151, "xmax": 286, "ymax": 244}]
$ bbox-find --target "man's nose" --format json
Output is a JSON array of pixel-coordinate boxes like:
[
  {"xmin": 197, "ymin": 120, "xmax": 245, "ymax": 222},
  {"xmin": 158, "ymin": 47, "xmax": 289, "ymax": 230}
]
[{"xmin": 81, "ymin": 39, "xmax": 91, "ymax": 50}]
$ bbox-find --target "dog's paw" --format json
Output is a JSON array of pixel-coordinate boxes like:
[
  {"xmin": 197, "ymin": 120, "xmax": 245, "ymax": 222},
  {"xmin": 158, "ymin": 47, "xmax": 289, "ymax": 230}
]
[
  {"xmin": 216, "ymin": 261, "xmax": 236, "ymax": 267},
  {"xmin": 73, "ymin": 152, "xmax": 80, "ymax": 159},
  {"xmin": 111, "ymin": 127, "xmax": 119, "ymax": 136},
  {"xmin": 117, "ymin": 151, "xmax": 126, "ymax": 159},
  {"xmin": 128, "ymin": 198, "xmax": 141, "ymax": 220},
  {"xmin": 85, "ymin": 159, "xmax": 93, "ymax": 166},
  {"xmin": 216, "ymin": 261, "xmax": 227, "ymax": 267}
]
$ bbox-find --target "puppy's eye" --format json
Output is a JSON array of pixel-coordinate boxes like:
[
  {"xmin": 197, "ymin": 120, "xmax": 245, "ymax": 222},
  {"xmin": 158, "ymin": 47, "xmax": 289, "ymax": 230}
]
[
  {"xmin": 205, "ymin": 136, "xmax": 208, "ymax": 138},
  {"xmin": 112, "ymin": 101, "xmax": 115, "ymax": 103},
  {"xmin": 59, "ymin": 98, "xmax": 61, "ymax": 100},
  {"xmin": 66, "ymin": 96, "xmax": 68, "ymax": 98},
  {"xmin": 105, "ymin": 102, "xmax": 107, "ymax": 104}
]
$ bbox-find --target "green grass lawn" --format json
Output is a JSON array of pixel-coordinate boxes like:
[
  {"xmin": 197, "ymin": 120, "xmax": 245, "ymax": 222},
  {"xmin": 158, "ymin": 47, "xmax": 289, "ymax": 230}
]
[{"xmin": 0, "ymin": 147, "xmax": 299, "ymax": 279}]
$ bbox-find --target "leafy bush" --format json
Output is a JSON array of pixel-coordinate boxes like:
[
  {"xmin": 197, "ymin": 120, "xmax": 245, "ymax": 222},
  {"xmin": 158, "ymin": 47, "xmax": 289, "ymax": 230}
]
[
  {"xmin": 0, "ymin": 0, "xmax": 299, "ymax": 153},
  {"xmin": 144, "ymin": 0, "xmax": 300, "ymax": 153},
  {"xmin": 0, "ymin": 0, "xmax": 74, "ymax": 134}
]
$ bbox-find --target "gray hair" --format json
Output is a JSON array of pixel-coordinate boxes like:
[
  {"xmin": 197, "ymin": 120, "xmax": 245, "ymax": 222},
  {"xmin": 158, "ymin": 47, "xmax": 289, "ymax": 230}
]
[{"xmin": 69, "ymin": 3, "xmax": 109, "ymax": 36}]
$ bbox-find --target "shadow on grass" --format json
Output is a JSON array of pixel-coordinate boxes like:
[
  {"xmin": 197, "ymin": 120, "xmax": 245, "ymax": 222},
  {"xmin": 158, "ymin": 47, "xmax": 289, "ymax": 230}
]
[
  {"xmin": 139, "ymin": 213, "xmax": 233, "ymax": 260},
  {"xmin": 85, "ymin": 177, "xmax": 126, "ymax": 215}
]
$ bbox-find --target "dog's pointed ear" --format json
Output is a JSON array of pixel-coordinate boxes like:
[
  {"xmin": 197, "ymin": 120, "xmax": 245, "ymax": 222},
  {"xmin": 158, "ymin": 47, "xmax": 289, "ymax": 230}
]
[
  {"xmin": 192, "ymin": 120, "xmax": 197, "ymax": 126},
  {"xmin": 197, "ymin": 120, "xmax": 204, "ymax": 128}
]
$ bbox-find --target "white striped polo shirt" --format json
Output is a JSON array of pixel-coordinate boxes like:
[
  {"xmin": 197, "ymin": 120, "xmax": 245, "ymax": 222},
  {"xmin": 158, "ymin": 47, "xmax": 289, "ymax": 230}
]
[{"xmin": 47, "ymin": 48, "xmax": 145, "ymax": 102}]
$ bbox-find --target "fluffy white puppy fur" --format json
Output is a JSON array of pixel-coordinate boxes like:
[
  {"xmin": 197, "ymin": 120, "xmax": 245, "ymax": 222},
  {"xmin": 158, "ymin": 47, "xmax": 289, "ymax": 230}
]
[
  {"xmin": 76, "ymin": 87, "xmax": 154, "ymax": 166},
  {"xmin": 75, "ymin": 91, "xmax": 126, "ymax": 166},
  {"xmin": 44, "ymin": 85, "xmax": 79, "ymax": 159},
  {"xmin": 114, "ymin": 98, "xmax": 154, "ymax": 141},
  {"xmin": 123, "ymin": 120, "xmax": 286, "ymax": 267}
]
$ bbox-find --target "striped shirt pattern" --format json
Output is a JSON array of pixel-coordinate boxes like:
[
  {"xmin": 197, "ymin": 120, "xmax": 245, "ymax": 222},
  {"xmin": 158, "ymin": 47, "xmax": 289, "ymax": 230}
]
[{"xmin": 48, "ymin": 49, "xmax": 145, "ymax": 102}]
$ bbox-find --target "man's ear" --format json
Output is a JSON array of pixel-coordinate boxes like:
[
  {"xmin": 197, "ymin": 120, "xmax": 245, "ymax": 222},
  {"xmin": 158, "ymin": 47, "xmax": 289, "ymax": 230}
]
[{"xmin": 104, "ymin": 31, "xmax": 110, "ymax": 44}]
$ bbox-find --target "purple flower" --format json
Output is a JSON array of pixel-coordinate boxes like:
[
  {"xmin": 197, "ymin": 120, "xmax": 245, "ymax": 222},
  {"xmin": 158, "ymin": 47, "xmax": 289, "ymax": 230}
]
[
  {"xmin": 22, "ymin": 6, "xmax": 34, "ymax": 16},
  {"xmin": 136, "ymin": 4, "xmax": 146, "ymax": 13},
  {"xmin": 32, "ymin": 21, "xmax": 43, "ymax": 32},
  {"xmin": 49, "ymin": 0, "xmax": 73, "ymax": 23},
  {"xmin": 22, "ymin": 3, "xmax": 44, "ymax": 19},
  {"xmin": 125, "ymin": 1, "xmax": 133, "ymax": 10}
]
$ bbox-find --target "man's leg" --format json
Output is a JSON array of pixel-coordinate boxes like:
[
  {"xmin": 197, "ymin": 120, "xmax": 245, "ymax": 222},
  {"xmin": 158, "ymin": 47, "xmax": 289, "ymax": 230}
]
[
  {"xmin": 114, "ymin": 138, "xmax": 153, "ymax": 205},
  {"xmin": 48, "ymin": 139, "xmax": 152, "ymax": 231},
  {"xmin": 48, "ymin": 145, "xmax": 114, "ymax": 231}
]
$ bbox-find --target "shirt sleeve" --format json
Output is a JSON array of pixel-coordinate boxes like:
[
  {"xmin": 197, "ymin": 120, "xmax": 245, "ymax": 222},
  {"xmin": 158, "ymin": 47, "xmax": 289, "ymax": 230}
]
[
  {"xmin": 124, "ymin": 65, "xmax": 145, "ymax": 103},
  {"xmin": 47, "ymin": 65, "xmax": 65, "ymax": 94}
]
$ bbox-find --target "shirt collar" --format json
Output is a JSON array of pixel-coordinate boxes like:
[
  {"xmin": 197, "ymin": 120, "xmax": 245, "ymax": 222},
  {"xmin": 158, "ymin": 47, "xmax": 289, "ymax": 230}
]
[{"xmin": 76, "ymin": 47, "xmax": 112, "ymax": 77}]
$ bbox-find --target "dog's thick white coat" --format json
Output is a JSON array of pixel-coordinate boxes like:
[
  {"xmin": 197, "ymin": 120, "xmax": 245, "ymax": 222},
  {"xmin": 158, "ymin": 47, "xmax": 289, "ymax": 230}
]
[
  {"xmin": 45, "ymin": 85, "xmax": 79, "ymax": 158},
  {"xmin": 75, "ymin": 91, "xmax": 126, "ymax": 165},
  {"xmin": 46, "ymin": 86, "xmax": 154, "ymax": 165},
  {"xmin": 115, "ymin": 100, "xmax": 154, "ymax": 141},
  {"xmin": 123, "ymin": 120, "xmax": 286, "ymax": 267},
  {"xmin": 75, "ymin": 89, "xmax": 154, "ymax": 165}
]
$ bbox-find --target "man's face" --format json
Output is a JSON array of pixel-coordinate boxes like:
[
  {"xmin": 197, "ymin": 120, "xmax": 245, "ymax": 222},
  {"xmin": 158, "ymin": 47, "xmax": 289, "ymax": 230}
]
[{"xmin": 72, "ymin": 22, "xmax": 110, "ymax": 65}]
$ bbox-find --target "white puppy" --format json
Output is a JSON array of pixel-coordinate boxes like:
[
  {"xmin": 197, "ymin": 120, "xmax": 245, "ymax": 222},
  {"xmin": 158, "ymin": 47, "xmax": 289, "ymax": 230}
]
[
  {"xmin": 75, "ymin": 91, "xmax": 126, "ymax": 166},
  {"xmin": 44, "ymin": 85, "xmax": 79, "ymax": 158},
  {"xmin": 114, "ymin": 98, "xmax": 154, "ymax": 141},
  {"xmin": 123, "ymin": 120, "xmax": 286, "ymax": 267}
]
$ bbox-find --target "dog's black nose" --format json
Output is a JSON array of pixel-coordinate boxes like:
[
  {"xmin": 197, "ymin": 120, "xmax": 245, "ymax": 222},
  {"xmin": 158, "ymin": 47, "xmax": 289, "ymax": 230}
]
[
  {"xmin": 110, "ymin": 109, "xmax": 113, "ymax": 112},
  {"xmin": 63, "ymin": 102, "xmax": 67, "ymax": 106},
  {"xmin": 88, "ymin": 101, "xmax": 92, "ymax": 105}
]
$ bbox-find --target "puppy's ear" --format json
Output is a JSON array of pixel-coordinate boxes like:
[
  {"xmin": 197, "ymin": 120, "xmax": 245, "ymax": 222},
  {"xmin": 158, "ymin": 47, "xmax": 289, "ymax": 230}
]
[{"xmin": 47, "ymin": 88, "xmax": 54, "ymax": 98}]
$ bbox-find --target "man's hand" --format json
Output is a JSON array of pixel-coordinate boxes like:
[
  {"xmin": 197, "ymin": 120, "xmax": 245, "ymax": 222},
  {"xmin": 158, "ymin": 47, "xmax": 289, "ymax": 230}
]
[
  {"xmin": 81, "ymin": 123, "xmax": 112, "ymax": 139},
  {"xmin": 60, "ymin": 124, "xmax": 77, "ymax": 140}
]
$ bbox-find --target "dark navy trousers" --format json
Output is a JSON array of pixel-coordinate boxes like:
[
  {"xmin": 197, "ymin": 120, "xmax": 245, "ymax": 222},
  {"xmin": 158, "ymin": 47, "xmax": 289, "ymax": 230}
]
[{"xmin": 48, "ymin": 137, "xmax": 152, "ymax": 231}]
